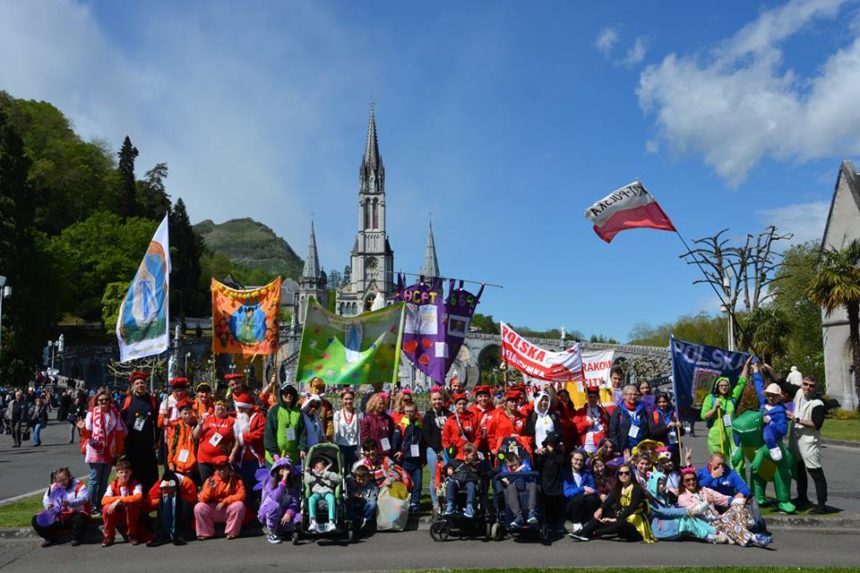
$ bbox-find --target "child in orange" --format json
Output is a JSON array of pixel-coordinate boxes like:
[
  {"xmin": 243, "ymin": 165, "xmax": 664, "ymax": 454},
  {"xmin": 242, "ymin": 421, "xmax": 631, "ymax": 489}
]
[
  {"xmin": 101, "ymin": 460, "xmax": 144, "ymax": 547},
  {"xmin": 194, "ymin": 462, "xmax": 246, "ymax": 540}
]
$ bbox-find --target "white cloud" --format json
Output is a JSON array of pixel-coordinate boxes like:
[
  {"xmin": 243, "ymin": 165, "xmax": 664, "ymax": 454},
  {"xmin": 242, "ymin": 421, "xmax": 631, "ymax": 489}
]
[
  {"xmin": 595, "ymin": 27, "xmax": 619, "ymax": 57},
  {"xmin": 637, "ymin": 0, "xmax": 860, "ymax": 186},
  {"xmin": 758, "ymin": 200, "xmax": 830, "ymax": 244},
  {"xmin": 645, "ymin": 139, "xmax": 660, "ymax": 154},
  {"xmin": 622, "ymin": 36, "xmax": 648, "ymax": 68}
]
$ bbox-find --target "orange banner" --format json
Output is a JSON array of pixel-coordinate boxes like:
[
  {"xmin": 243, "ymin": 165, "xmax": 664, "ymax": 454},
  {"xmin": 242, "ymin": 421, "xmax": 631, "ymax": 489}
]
[{"xmin": 211, "ymin": 277, "xmax": 281, "ymax": 355}]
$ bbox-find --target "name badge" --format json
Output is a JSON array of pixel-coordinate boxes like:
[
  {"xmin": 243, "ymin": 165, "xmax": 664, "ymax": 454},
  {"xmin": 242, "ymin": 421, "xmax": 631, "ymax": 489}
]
[
  {"xmin": 628, "ymin": 424, "xmax": 640, "ymax": 439},
  {"xmin": 410, "ymin": 444, "xmax": 420, "ymax": 458},
  {"xmin": 380, "ymin": 437, "xmax": 391, "ymax": 451},
  {"xmin": 286, "ymin": 427, "xmax": 296, "ymax": 441},
  {"xmin": 133, "ymin": 417, "xmax": 146, "ymax": 432},
  {"xmin": 177, "ymin": 449, "xmax": 190, "ymax": 463},
  {"xmin": 722, "ymin": 414, "xmax": 732, "ymax": 428},
  {"xmin": 208, "ymin": 432, "xmax": 223, "ymax": 447}
]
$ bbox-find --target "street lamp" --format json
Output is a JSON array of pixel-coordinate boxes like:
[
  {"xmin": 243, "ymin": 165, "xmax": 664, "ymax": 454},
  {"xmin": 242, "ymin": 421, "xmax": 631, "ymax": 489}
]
[
  {"xmin": 722, "ymin": 269, "xmax": 735, "ymax": 351},
  {"xmin": 0, "ymin": 276, "xmax": 10, "ymax": 367}
]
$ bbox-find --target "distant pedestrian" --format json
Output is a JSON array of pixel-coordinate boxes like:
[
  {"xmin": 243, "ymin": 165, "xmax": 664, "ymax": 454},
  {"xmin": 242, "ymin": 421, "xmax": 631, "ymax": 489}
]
[
  {"xmin": 30, "ymin": 397, "xmax": 50, "ymax": 446},
  {"xmin": 8, "ymin": 390, "xmax": 27, "ymax": 447}
]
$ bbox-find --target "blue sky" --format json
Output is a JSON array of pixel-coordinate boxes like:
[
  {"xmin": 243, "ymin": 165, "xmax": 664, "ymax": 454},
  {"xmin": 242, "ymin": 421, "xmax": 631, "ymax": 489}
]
[{"xmin": 2, "ymin": 0, "xmax": 860, "ymax": 341}]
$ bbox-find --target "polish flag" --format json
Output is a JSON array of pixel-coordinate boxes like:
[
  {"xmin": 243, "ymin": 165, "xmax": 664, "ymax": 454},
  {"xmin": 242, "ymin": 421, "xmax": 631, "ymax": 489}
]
[{"xmin": 585, "ymin": 181, "xmax": 675, "ymax": 243}]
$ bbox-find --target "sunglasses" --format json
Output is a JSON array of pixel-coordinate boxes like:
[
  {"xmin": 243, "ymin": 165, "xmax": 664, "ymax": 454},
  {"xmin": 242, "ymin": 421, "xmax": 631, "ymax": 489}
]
[
  {"xmin": 617, "ymin": 470, "xmax": 631, "ymax": 476},
  {"xmin": 683, "ymin": 478, "xmax": 697, "ymax": 483}
]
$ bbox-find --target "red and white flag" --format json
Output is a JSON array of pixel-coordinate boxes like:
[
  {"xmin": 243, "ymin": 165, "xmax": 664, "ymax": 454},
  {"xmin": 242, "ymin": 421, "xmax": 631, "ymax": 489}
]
[
  {"xmin": 585, "ymin": 181, "xmax": 675, "ymax": 243},
  {"xmin": 500, "ymin": 322, "xmax": 584, "ymax": 382}
]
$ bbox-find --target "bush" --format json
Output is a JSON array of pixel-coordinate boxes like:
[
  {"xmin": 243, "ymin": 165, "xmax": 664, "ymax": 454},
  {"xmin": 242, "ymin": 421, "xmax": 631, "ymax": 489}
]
[{"xmin": 827, "ymin": 408, "xmax": 860, "ymax": 420}]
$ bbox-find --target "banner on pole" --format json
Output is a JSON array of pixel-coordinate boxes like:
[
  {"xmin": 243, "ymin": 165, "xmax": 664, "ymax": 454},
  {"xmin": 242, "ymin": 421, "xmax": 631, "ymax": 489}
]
[
  {"xmin": 211, "ymin": 277, "xmax": 281, "ymax": 355},
  {"xmin": 670, "ymin": 335, "xmax": 749, "ymax": 422},
  {"xmin": 117, "ymin": 215, "xmax": 171, "ymax": 362},
  {"xmin": 500, "ymin": 322, "xmax": 583, "ymax": 382},
  {"xmin": 443, "ymin": 279, "xmax": 484, "ymax": 373},
  {"xmin": 581, "ymin": 349, "xmax": 615, "ymax": 389},
  {"xmin": 296, "ymin": 299, "xmax": 405, "ymax": 386}
]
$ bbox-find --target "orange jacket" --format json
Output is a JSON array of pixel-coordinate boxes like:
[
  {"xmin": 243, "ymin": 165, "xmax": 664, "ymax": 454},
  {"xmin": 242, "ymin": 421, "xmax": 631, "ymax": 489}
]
[
  {"xmin": 166, "ymin": 421, "xmax": 198, "ymax": 474},
  {"xmin": 441, "ymin": 410, "xmax": 477, "ymax": 459},
  {"xmin": 102, "ymin": 478, "xmax": 144, "ymax": 507},
  {"xmin": 199, "ymin": 474, "xmax": 245, "ymax": 505},
  {"xmin": 145, "ymin": 473, "xmax": 198, "ymax": 512},
  {"xmin": 468, "ymin": 404, "xmax": 496, "ymax": 451}
]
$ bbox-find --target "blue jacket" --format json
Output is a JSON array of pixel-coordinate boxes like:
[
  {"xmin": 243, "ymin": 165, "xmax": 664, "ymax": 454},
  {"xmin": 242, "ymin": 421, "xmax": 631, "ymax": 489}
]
[
  {"xmin": 497, "ymin": 459, "xmax": 536, "ymax": 488},
  {"xmin": 561, "ymin": 468, "xmax": 596, "ymax": 498},
  {"xmin": 753, "ymin": 372, "xmax": 788, "ymax": 439},
  {"xmin": 696, "ymin": 466, "xmax": 750, "ymax": 497}
]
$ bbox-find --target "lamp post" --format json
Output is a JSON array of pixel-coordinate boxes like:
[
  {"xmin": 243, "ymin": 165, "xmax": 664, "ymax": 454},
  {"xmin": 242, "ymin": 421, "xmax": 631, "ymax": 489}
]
[
  {"xmin": 722, "ymin": 269, "xmax": 735, "ymax": 351},
  {"xmin": 0, "ymin": 276, "xmax": 10, "ymax": 368}
]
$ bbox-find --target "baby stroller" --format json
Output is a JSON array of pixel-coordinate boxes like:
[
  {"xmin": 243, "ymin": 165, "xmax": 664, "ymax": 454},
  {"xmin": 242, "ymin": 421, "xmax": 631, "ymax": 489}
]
[
  {"xmin": 429, "ymin": 449, "xmax": 492, "ymax": 542},
  {"xmin": 293, "ymin": 442, "xmax": 355, "ymax": 544},
  {"xmin": 490, "ymin": 436, "xmax": 548, "ymax": 543}
]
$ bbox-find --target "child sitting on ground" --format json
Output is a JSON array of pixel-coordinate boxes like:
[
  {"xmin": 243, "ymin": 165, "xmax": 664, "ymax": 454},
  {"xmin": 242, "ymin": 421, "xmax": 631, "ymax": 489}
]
[
  {"xmin": 304, "ymin": 457, "xmax": 340, "ymax": 533},
  {"xmin": 498, "ymin": 451, "xmax": 538, "ymax": 528},
  {"xmin": 346, "ymin": 465, "xmax": 379, "ymax": 536},
  {"xmin": 101, "ymin": 460, "xmax": 145, "ymax": 547},
  {"xmin": 258, "ymin": 455, "xmax": 301, "ymax": 544},
  {"xmin": 444, "ymin": 442, "xmax": 491, "ymax": 518}
]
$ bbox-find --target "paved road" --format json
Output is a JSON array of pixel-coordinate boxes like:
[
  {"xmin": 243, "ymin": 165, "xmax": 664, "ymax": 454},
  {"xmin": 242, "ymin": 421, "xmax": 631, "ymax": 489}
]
[{"xmin": 1, "ymin": 528, "xmax": 859, "ymax": 572}]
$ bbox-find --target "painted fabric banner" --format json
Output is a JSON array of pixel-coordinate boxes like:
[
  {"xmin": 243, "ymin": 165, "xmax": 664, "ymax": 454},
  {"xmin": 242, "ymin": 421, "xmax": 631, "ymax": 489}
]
[
  {"xmin": 585, "ymin": 181, "xmax": 675, "ymax": 243},
  {"xmin": 581, "ymin": 349, "xmax": 615, "ymax": 389},
  {"xmin": 297, "ymin": 299, "xmax": 405, "ymax": 386},
  {"xmin": 395, "ymin": 275, "xmax": 446, "ymax": 384},
  {"xmin": 117, "ymin": 215, "xmax": 171, "ymax": 362},
  {"xmin": 443, "ymin": 279, "xmax": 484, "ymax": 374},
  {"xmin": 212, "ymin": 277, "xmax": 281, "ymax": 355},
  {"xmin": 671, "ymin": 335, "xmax": 749, "ymax": 422},
  {"xmin": 500, "ymin": 322, "xmax": 584, "ymax": 382}
]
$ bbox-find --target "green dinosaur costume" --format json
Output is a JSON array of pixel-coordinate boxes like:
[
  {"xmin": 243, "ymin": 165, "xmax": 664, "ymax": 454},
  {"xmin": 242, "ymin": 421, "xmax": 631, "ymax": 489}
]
[{"xmin": 731, "ymin": 410, "xmax": 795, "ymax": 514}]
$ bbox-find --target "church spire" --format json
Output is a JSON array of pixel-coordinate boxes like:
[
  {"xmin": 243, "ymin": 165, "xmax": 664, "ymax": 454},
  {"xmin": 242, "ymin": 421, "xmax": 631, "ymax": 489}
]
[
  {"xmin": 420, "ymin": 221, "xmax": 440, "ymax": 278},
  {"xmin": 360, "ymin": 104, "xmax": 384, "ymax": 194},
  {"xmin": 302, "ymin": 220, "xmax": 320, "ymax": 279}
]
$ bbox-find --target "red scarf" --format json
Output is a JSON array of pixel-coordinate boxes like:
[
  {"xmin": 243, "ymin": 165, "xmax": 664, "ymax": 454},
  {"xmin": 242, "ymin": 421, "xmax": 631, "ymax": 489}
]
[{"xmin": 90, "ymin": 407, "xmax": 108, "ymax": 452}]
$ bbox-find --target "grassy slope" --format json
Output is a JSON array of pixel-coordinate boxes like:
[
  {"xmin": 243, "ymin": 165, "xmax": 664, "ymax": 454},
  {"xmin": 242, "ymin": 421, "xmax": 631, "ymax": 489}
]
[
  {"xmin": 195, "ymin": 218, "xmax": 304, "ymax": 280},
  {"xmin": 822, "ymin": 418, "xmax": 860, "ymax": 442}
]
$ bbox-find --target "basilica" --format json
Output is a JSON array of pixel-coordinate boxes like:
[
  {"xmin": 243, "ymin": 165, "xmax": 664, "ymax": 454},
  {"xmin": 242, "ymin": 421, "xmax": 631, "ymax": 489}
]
[{"xmin": 295, "ymin": 106, "xmax": 440, "ymax": 325}]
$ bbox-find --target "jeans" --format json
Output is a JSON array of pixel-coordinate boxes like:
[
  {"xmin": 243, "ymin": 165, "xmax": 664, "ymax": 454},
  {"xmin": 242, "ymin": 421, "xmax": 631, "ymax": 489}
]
[
  {"xmin": 69, "ymin": 422, "xmax": 77, "ymax": 442},
  {"xmin": 339, "ymin": 445, "xmax": 359, "ymax": 472},
  {"xmin": 402, "ymin": 460, "xmax": 422, "ymax": 507},
  {"xmin": 348, "ymin": 499, "xmax": 377, "ymax": 532},
  {"xmin": 32, "ymin": 423, "xmax": 42, "ymax": 446},
  {"xmin": 426, "ymin": 448, "xmax": 440, "ymax": 508},
  {"xmin": 88, "ymin": 463, "xmax": 112, "ymax": 512},
  {"xmin": 446, "ymin": 480, "xmax": 477, "ymax": 511},
  {"xmin": 308, "ymin": 492, "xmax": 336, "ymax": 521}
]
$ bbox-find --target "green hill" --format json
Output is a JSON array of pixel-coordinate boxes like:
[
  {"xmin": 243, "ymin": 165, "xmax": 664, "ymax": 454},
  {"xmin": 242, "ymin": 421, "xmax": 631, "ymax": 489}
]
[{"xmin": 194, "ymin": 218, "xmax": 304, "ymax": 281}]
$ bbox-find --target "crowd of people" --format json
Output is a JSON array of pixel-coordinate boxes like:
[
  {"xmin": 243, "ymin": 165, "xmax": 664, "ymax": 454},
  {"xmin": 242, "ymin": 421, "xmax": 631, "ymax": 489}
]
[{"xmin": 24, "ymin": 358, "xmax": 830, "ymax": 550}]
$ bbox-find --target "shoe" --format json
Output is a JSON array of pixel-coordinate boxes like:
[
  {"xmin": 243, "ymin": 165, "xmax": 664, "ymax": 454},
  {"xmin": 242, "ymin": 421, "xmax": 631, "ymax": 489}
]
[
  {"xmin": 128, "ymin": 537, "xmax": 140, "ymax": 546},
  {"xmin": 409, "ymin": 504, "xmax": 420, "ymax": 513},
  {"xmin": 308, "ymin": 520, "xmax": 319, "ymax": 533},
  {"xmin": 792, "ymin": 497, "xmax": 811, "ymax": 508},
  {"xmin": 569, "ymin": 533, "xmax": 589, "ymax": 542},
  {"xmin": 526, "ymin": 510, "xmax": 538, "ymax": 525},
  {"xmin": 146, "ymin": 538, "xmax": 166, "ymax": 548},
  {"xmin": 196, "ymin": 536, "xmax": 210, "ymax": 541},
  {"xmin": 267, "ymin": 533, "xmax": 282, "ymax": 544},
  {"xmin": 172, "ymin": 537, "xmax": 187, "ymax": 546},
  {"xmin": 463, "ymin": 505, "xmax": 475, "ymax": 519},
  {"xmin": 768, "ymin": 447, "xmax": 782, "ymax": 461},
  {"xmin": 101, "ymin": 537, "xmax": 114, "ymax": 548},
  {"xmin": 569, "ymin": 522, "xmax": 583, "ymax": 534},
  {"xmin": 712, "ymin": 532, "xmax": 729, "ymax": 544},
  {"xmin": 443, "ymin": 505, "xmax": 455, "ymax": 516},
  {"xmin": 359, "ymin": 518, "xmax": 368, "ymax": 531},
  {"xmin": 41, "ymin": 539, "xmax": 53, "ymax": 548},
  {"xmin": 751, "ymin": 533, "xmax": 772, "ymax": 548},
  {"xmin": 70, "ymin": 538, "xmax": 81, "ymax": 547},
  {"xmin": 809, "ymin": 505, "xmax": 829, "ymax": 514},
  {"xmin": 509, "ymin": 515, "xmax": 524, "ymax": 529},
  {"xmin": 226, "ymin": 534, "xmax": 237, "ymax": 540}
]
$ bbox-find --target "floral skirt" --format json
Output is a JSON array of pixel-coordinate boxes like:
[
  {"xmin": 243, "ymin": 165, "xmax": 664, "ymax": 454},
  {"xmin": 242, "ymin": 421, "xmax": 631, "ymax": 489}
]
[{"xmin": 711, "ymin": 505, "xmax": 755, "ymax": 546}]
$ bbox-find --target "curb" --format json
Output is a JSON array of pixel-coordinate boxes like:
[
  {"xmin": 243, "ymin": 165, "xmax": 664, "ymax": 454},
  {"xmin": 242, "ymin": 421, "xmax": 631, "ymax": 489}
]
[{"xmin": 822, "ymin": 439, "xmax": 860, "ymax": 449}]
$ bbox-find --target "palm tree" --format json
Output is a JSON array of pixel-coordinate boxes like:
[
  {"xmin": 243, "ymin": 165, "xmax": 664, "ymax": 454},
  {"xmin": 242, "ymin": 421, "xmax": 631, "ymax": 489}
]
[
  {"xmin": 807, "ymin": 240, "xmax": 860, "ymax": 410},
  {"xmin": 738, "ymin": 306, "xmax": 791, "ymax": 365}
]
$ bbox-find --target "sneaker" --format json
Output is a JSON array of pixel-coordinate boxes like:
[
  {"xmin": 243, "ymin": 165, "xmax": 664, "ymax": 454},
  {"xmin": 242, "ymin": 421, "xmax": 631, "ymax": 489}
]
[
  {"xmin": 409, "ymin": 503, "xmax": 420, "ymax": 513},
  {"xmin": 569, "ymin": 533, "xmax": 589, "ymax": 542},
  {"xmin": 463, "ymin": 505, "xmax": 475, "ymax": 519},
  {"xmin": 359, "ymin": 517, "xmax": 368, "ymax": 532},
  {"xmin": 70, "ymin": 538, "xmax": 81, "ymax": 547},
  {"xmin": 509, "ymin": 515, "xmax": 524, "ymax": 529},
  {"xmin": 570, "ymin": 522, "xmax": 583, "ymax": 534},
  {"xmin": 752, "ymin": 533, "xmax": 772, "ymax": 547},
  {"xmin": 526, "ymin": 510, "xmax": 538, "ymax": 525},
  {"xmin": 267, "ymin": 533, "xmax": 282, "ymax": 544},
  {"xmin": 324, "ymin": 522, "xmax": 336, "ymax": 533},
  {"xmin": 308, "ymin": 520, "xmax": 319, "ymax": 533},
  {"xmin": 443, "ymin": 505, "xmax": 455, "ymax": 516},
  {"xmin": 768, "ymin": 447, "xmax": 782, "ymax": 461},
  {"xmin": 41, "ymin": 539, "xmax": 53, "ymax": 548}
]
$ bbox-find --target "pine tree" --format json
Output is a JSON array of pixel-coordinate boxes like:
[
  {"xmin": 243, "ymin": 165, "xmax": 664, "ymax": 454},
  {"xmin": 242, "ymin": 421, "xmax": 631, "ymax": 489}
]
[
  {"xmin": 117, "ymin": 135, "xmax": 139, "ymax": 218},
  {"xmin": 169, "ymin": 197, "xmax": 204, "ymax": 316}
]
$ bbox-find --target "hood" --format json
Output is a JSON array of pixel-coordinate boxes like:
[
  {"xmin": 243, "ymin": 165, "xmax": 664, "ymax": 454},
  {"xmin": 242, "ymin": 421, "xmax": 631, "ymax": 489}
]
[
  {"xmin": 535, "ymin": 391, "xmax": 551, "ymax": 416},
  {"xmin": 710, "ymin": 376, "xmax": 731, "ymax": 394},
  {"xmin": 278, "ymin": 383, "xmax": 299, "ymax": 408},
  {"xmin": 269, "ymin": 454, "xmax": 293, "ymax": 476}
]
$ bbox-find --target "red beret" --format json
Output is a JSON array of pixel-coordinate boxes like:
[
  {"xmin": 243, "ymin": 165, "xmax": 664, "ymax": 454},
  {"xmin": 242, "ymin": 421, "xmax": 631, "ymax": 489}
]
[
  {"xmin": 175, "ymin": 399, "xmax": 193, "ymax": 411},
  {"xmin": 169, "ymin": 377, "xmax": 189, "ymax": 388},
  {"xmin": 586, "ymin": 384, "xmax": 601, "ymax": 394},
  {"xmin": 224, "ymin": 373, "xmax": 245, "ymax": 381},
  {"xmin": 129, "ymin": 371, "xmax": 149, "ymax": 382},
  {"xmin": 451, "ymin": 392, "xmax": 468, "ymax": 403},
  {"xmin": 505, "ymin": 390, "xmax": 522, "ymax": 401},
  {"xmin": 474, "ymin": 385, "xmax": 492, "ymax": 396}
]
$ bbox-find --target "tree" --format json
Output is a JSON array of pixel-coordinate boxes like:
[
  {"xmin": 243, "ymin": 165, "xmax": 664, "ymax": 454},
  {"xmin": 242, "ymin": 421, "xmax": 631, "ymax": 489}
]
[
  {"xmin": 628, "ymin": 312, "xmax": 726, "ymax": 347},
  {"xmin": 138, "ymin": 162, "xmax": 171, "ymax": 220},
  {"xmin": 737, "ymin": 306, "xmax": 791, "ymax": 364},
  {"xmin": 807, "ymin": 240, "xmax": 860, "ymax": 410},
  {"xmin": 101, "ymin": 281, "xmax": 131, "ymax": 332},
  {"xmin": 117, "ymin": 136, "xmax": 139, "ymax": 218},
  {"xmin": 169, "ymin": 198, "xmax": 204, "ymax": 316}
]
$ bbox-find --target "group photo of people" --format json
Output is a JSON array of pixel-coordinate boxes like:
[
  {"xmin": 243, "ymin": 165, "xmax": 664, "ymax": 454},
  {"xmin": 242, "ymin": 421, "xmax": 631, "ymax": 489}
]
[{"xmin": 26, "ymin": 354, "xmax": 830, "ymax": 551}]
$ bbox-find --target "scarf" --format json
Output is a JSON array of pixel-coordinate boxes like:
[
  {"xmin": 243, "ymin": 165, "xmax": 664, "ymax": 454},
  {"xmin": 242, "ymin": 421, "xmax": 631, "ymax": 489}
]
[
  {"xmin": 90, "ymin": 406, "xmax": 108, "ymax": 452},
  {"xmin": 534, "ymin": 392, "xmax": 554, "ymax": 448}
]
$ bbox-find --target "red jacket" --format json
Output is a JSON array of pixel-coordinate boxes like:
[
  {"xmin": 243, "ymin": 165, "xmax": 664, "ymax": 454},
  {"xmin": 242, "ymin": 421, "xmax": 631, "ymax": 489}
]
[
  {"xmin": 487, "ymin": 407, "xmax": 526, "ymax": 454},
  {"xmin": 468, "ymin": 404, "xmax": 495, "ymax": 451},
  {"xmin": 573, "ymin": 404, "xmax": 610, "ymax": 451},
  {"xmin": 360, "ymin": 413, "xmax": 395, "ymax": 456},
  {"xmin": 442, "ymin": 410, "xmax": 477, "ymax": 459},
  {"xmin": 234, "ymin": 408, "xmax": 266, "ymax": 464}
]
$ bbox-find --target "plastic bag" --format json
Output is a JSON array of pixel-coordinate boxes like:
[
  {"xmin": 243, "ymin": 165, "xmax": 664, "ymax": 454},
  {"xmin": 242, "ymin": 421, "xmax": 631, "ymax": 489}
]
[{"xmin": 376, "ymin": 485, "xmax": 409, "ymax": 531}]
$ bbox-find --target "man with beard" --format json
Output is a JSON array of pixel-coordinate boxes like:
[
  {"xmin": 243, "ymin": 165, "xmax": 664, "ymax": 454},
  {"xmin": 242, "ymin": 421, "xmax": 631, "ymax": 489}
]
[
  {"xmin": 121, "ymin": 372, "xmax": 160, "ymax": 494},
  {"xmin": 230, "ymin": 392, "xmax": 266, "ymax": 504}
]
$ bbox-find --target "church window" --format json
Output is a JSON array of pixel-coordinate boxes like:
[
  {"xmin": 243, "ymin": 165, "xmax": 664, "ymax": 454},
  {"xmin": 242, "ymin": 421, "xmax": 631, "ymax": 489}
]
[{"xmin": 372, "ymin": 199, "xmax": 379, "ymax": 229}]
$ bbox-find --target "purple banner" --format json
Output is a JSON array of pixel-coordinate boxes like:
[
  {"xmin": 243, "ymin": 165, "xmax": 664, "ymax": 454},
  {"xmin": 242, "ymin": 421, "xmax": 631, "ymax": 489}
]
[
  {"xmin": 443, "ymin": 279, "xmax": 484, "ymax": 374},
  {"xmin": 396, "ymin": 275, "xmax": 447, "ymax": 384}
]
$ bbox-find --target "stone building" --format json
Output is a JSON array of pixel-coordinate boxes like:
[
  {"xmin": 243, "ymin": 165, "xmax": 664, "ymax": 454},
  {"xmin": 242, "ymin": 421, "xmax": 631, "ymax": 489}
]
[{"xmin": 821, "ymin": 160, "xmax": 860, "ymax": 410}]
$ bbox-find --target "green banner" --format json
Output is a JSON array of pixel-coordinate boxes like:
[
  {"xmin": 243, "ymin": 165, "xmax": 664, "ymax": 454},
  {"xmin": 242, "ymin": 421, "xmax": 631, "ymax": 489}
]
[{"xmin": 296, "ymin": 299, "xmax": 405, "ymax": 386}]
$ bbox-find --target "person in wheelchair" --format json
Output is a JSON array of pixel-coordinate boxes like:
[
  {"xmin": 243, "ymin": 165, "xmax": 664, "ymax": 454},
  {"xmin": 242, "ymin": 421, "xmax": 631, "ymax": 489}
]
[
  {"xmin": 443, "ymin": 443, "xmax": 491, "ymax": 518},
  {"xmin": 304, "ymin": 457, "xmax": 340, "ymax": 533},
  {"xmin": 497, "ymin": 451, "xmax": 539, "ymax": 528}
]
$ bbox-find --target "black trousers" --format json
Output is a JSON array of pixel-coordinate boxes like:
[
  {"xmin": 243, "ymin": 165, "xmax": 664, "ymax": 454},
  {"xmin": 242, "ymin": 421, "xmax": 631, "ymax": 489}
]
[
  {"xmin": 11, "ymin": 420, "xmax": 23, "ymax": 446},
  {"xmin": 580, "ymin": 516, "xmax": 642, "ymax": 541},
  {"xmin": 565, "ymin": 494, "xmax": 601, "ymax": 524},
  {"xmin": 543, "ymin": 494, "xmax": 564, "ymax": 528},
  {"xmin": 125, "ymin": 444, "xmax": 159, "ymax": 494},
  {"xmin": 795, "ymin": 458, "xmax": 827, "ymax": 506},
  {"xmin": 31, "ymin": 513, "xmax": 88, "ymax": 542}
]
